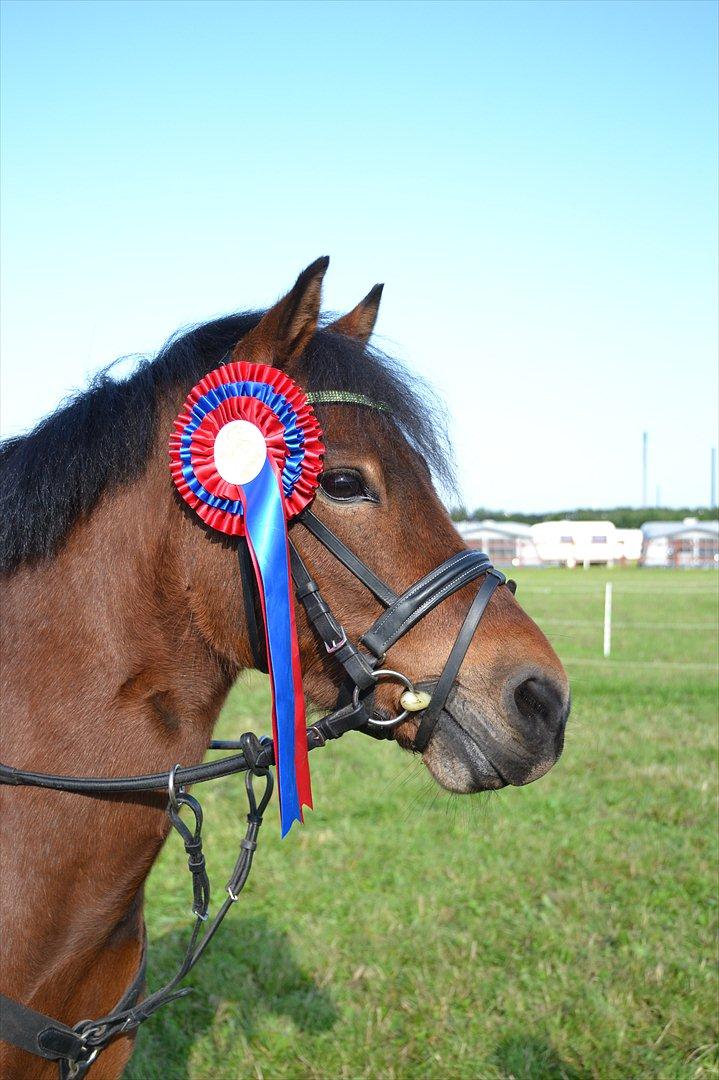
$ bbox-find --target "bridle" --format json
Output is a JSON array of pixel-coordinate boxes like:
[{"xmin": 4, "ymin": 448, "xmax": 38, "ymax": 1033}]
[
  {"xmin": 286, "ymin": 508, "xmax": 508, "ymax": 749},
  {"xmin": 0, "ymin": 390, "xmax": 513, "ymax": 1078}
]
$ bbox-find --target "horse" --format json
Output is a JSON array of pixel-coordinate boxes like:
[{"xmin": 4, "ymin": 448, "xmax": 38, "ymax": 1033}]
[{"xmin": 0, "ymin": 258, "xmax": 570, "ymax": 1078}]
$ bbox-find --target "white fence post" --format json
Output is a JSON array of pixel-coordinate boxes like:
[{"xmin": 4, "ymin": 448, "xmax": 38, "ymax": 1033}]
[{"xmin": 603, "ymin": 582, "xmax": 613, "ymax": 658}]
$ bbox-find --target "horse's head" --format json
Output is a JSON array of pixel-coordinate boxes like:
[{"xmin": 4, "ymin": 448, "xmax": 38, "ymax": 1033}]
[{"xmin": 180, "ymin": 258, "xmax": 569, "ymax": 794}]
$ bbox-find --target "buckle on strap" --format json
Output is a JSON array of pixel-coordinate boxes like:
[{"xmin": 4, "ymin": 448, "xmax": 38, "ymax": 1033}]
[
  {"xmin": 325, "ymin": 628, "xmax": 348, "ymax": 655},
  {"xmin": 64, "ymin": 1034, "xmax": 102, "ymax": 1079}
]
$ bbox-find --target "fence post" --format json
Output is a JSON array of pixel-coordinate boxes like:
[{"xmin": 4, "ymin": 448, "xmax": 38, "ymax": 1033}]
[{"xmin": 603, "ymin": 582, "xmax": 613, "ymax": 658}]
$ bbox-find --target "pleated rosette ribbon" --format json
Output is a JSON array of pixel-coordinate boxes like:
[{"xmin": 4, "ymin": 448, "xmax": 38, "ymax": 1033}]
[{"xmin": 169, "ymin": 361, "xmax": 324, "ymax": 835}]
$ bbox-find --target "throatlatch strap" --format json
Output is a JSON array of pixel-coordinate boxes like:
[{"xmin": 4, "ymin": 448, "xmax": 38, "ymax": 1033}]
[
  {"xmin": 413, "ymin": 569, "xmax": 505, "ymax": 752},
  {"xmin": 237, "ymin": 539, "xmax": 268, "ymax": 673}
]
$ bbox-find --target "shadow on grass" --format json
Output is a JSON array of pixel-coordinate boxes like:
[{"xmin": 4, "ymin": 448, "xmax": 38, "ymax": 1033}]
[
  {"xmin": 126, "ymin": 914, "xmax": 338, "ymax": 1079},
  {"xmin": 492, "ymin": 1032, "xmax": 588, "ymax": 1080}
]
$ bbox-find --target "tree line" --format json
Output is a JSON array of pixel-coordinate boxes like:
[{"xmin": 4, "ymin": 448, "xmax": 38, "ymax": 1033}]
[{"xmin": 450, "ymin": 506, "xmax": 718, "ymax": 529}]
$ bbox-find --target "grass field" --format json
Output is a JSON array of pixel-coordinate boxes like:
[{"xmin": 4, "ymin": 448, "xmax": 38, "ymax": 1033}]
[{"xmin": 129, "ymin": 567, "xmax": 718, "ymax": 1080}]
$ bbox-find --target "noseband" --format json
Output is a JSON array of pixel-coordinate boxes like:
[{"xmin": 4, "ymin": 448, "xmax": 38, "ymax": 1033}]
[{"xmin": 0, "ymin": 390, "xmax": 512, "ymax": 1077}]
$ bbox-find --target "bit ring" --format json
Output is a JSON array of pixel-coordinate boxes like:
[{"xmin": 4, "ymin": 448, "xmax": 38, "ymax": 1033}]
[{"xmin": 354, "ymin": 668, "xmax": 415, "ymax": 728}]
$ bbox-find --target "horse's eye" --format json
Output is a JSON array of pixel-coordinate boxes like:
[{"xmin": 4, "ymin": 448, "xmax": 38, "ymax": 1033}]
[{"xmin": 320, "ymin": 469, "xmax": 373, "ymax": 503}]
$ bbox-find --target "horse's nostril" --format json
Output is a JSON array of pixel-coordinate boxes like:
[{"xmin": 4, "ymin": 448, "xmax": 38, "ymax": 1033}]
[{"xmin": 513, "ymin": 676, "xmax": 566, "ymax": 734}]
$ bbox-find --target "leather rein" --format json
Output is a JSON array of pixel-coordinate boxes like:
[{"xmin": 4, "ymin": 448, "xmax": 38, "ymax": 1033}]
[{"xmin": 0, "ymin": 393, "xmax": 512, "ymax": 1078}]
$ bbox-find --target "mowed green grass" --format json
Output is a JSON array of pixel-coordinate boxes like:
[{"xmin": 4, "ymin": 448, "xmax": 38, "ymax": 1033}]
[{"xmin": 130, "ymin": 568, "xmax": 718, "ymax": 1080}]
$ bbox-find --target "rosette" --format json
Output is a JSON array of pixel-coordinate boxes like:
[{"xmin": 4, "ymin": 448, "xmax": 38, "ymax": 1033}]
[{"xmin": 169, "ymin": 361, "xmax": 325, "ymax": 835}]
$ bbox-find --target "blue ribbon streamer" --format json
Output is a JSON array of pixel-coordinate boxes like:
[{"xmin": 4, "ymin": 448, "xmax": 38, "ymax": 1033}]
[{"xmin": 243, "ymin": 456, "xmax": 303, "ymax": 835}]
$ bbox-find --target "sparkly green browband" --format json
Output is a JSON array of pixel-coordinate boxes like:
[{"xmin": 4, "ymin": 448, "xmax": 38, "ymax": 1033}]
[{"xmin": 305, "ymin": 391, "xmax": 390, "ymax": 413}]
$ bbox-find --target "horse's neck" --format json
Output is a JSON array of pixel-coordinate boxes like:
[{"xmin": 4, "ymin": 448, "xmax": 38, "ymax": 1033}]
[
  {"xmin": 0, "ymin": 458, "xmax": 243, "ymax": 1009},
  {"xmin": 4, "ymin": 457, "xmax": 241, "ymax": 764}
]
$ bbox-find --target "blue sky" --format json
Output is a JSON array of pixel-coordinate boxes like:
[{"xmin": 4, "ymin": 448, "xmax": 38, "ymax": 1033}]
[{"xmin": 1, "ymin": 0, "xmax": 716, "ymax": 511}]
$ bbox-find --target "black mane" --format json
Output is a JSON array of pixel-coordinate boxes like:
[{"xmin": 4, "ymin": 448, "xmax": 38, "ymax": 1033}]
[{"xmin": 0, "ymin": 313, "xmax": 454, "ymax": 574}]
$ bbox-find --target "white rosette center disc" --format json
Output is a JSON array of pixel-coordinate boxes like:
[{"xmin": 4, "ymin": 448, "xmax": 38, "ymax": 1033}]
[{"xmin": 213, "ymin": 420, "xmax": 268, "ymax": 485}]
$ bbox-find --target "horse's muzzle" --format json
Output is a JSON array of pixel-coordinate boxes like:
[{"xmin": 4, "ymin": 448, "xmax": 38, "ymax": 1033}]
[{"xmin": 409, "ymin": 673, "xmax": 570, "ymax": 793}]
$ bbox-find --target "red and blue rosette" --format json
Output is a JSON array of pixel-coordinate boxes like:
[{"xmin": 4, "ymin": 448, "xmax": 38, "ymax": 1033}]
[{"xmin": 169, "ymin": 361, "xmax": 324, "ymax": 836}]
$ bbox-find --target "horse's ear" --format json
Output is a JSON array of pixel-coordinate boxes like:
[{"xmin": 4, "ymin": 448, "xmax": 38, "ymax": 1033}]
[
  {"xmin": 231, "ymin": 256, "xmax": 330, "ymax": 367},
  {"xmin": 327, "ymin": 283, "xmax": 384, "ymax": 343}
]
